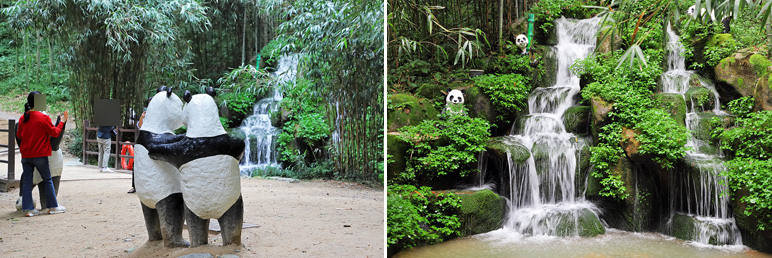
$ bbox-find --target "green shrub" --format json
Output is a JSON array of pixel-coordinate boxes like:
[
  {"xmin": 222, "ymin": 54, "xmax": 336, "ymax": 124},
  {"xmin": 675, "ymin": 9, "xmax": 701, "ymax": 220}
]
[
  {"xmin": 387, "ymin": 184, "xmax": 461, "ymax": 253},
  {"xmin": 260, "ymin": 38, "xmax": 289, "ymax": 68},
  {"xmin": 531, "ymin": 0, "xmax": 593, "ymax": 34},
  {"xmin": 472, "ymin": 73, "xmax": 531, "ymax": 125},
  {"xmin": 723, "ymin": 158, "xmax": 772, "ymax": 231},
  {"xmin": 394, "ymin": 114, "xmax": 490, "ymax": 185}
]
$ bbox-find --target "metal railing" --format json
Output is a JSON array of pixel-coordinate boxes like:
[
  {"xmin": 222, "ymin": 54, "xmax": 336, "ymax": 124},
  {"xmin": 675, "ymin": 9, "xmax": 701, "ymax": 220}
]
[
  {"xmin": 82, "ymin": 120, "xmax": 138, "ymax": 170},
  {"xmin": 0, "ymin": 119, "xmax": 18, "ymax": 192}
]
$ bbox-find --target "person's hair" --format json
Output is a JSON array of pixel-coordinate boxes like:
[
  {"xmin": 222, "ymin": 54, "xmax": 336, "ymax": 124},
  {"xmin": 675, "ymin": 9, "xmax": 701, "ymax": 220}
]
[{"xmin": 22, "ymin": 91, "xmax": 41, "ymax": 123}]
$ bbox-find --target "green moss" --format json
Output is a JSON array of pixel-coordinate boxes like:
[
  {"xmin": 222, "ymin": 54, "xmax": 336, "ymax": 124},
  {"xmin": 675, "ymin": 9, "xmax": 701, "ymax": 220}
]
[
  {"xmin": 654, "ymin": 93, "xmax": 687, "ymax": 126},
  {"xmin": 705, "ymin": 34, "xmax": 735, "ymax": 48},
  {"xmin": 458, "ymin": 189, "xmax": 506, "ymax": 236},
  {"xmin": 685, "ymin": 87, "xmax": 715, "ymax": 112},
  {"xmin": 749, "ymin": 54, "xmax": 772, "ymax": 77},
  {"xmin": 387, "ymin": 94, "xmax": 440, "ymax": 131},
  {"xmin": 563, "ymin": 106, "xmax": 591, "ymax": 135},
  {"xmin": 553, "ymin": 208, "xmax": 606, "ymax": 237},
  {"xmin": 671, "ymin": 213, "xmax": 697, "ymax": 241},
  {"xmin": 487, "ymin": 136, "xmax": 531, "ymax": 164},
  {"xmin": 387, "ymin": 134, "xmax": 409, "ymax": 179}
]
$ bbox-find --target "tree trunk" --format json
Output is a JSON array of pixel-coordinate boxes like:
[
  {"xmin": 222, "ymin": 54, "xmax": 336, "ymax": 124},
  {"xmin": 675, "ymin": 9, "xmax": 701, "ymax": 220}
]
[
  {"xmin": 48, "ymin": 39, "xmax": 53, "ymax": 80},
  {"xmin": 767, "ymin": 19, "xmax": 772, "ymax": 57},
  {"xmin": 36, "ymin": 30, "xmax": 41, "ymax": 83},
  {"xmin": 242, "ymin": 5, "xmax": 247, "ymax": 66},
  {"xmin": 499, "ymin": 0, "xmax": 504, "ymax": 51}
]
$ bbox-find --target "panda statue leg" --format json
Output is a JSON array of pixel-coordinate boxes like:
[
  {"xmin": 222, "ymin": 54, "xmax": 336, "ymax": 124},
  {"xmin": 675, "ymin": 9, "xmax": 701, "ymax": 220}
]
[
  {"xmin": 141, "ymin": 202, "xmax": 163, "ymax": 241},
  {"xmin": 185, "ymin": 205, "xmax": 210, "ymax": 247},
  {"xmin": 38, "ymin": 176, "xmax": 60, "ymax": 208},
  {"xmin": 218, "ymin": 195, "xmax": 244, "ymax": 246},
  {"xmin": 156, "ymin": 193, "xmax": 189, "ymax": 247}
]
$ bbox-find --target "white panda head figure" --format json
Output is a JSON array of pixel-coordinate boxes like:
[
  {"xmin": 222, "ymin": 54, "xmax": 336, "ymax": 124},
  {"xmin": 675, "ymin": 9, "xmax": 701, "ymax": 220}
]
[
  {"xmin": 687, "ymin": 5, "xmax": 696, "ymax": 17},
  {"xmin": 446, "ymin": 88, "xmax": 465, "ymax": 105},
  {"xmin": 182, "ymin": 87, "xmax": 226, "ymax": 138},
  {"xmin": 142, "ymin": 86, "xmax": 184, "ymax": 134},
  {"xmin": 515, "ymin": 34, "xmax": 529, "ymax": 52}
]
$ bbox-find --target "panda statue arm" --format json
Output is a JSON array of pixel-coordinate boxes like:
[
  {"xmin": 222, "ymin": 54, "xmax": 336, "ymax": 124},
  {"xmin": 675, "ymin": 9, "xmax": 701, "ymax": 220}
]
[
  {"xmin": 144, "ymin": 134, "xmax": 245, "ymax": 168},
  {"xmin": 50, "ymin": 116, "xmax": 66, "ymax": 151}
]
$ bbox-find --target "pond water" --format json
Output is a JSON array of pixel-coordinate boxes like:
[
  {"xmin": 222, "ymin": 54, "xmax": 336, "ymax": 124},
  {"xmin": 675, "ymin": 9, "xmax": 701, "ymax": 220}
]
[{"xmin": 394, "ymin": 229, "xmax": 772, "ymax": 258}]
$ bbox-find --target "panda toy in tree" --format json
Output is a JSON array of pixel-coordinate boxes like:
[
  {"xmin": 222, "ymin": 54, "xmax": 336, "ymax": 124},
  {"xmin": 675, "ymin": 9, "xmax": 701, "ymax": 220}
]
[
  {"xmin": 442, "ymin": 88, "xmax": 466, "ymax": 117},
  {"xmin": 134, "ymin": 86, "xmax": 188, "ymax": 248},
  {"xmin": 146, "ymin": 87, "xmax": 245, "ymax": 247},
  {"xmin": 515, "ymin": 34, "xmax": 529, "ymax": 55},
  {"xmin": 15, "ymin": 115, "xmax": 66, "ymax": 210}
]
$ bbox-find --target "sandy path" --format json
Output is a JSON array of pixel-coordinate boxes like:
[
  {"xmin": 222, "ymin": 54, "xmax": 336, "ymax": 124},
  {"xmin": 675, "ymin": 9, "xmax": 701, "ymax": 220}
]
[{"xmin": 0, "ymin": 165, "xmax": 384, "ymax": 257}]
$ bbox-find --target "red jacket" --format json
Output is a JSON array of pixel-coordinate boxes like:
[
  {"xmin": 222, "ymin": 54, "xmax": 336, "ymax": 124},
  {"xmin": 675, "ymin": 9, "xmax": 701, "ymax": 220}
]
[{"xmin": 16, "ymin": 111, "xmax": 64, "ymax": 158}]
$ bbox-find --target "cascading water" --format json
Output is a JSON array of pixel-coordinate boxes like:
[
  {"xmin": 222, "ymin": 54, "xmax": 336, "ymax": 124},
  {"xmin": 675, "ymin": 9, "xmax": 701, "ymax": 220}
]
[
  {"xmin": 238, "ymin": 55, "xmax": 298, "ymax": 175},
  {"xmin": 500, "ymin": 17, "xmax": 602, "ymax": 236},
  {"xmin": 661, "ymin": 24, "xmax": 741, "ymax": 246}
]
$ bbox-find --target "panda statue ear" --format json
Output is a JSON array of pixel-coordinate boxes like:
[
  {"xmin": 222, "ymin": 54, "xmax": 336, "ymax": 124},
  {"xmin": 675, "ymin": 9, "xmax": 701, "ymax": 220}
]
[
  {"xmin": 183, "ymin": 90, "xmax": 193, "ymax": 103},
  {"xmin": 461, "ymin": 89, "xmax": 466, "ymax": 95},
  {"xmin": 166, "ymin": 86, "xmax": 173, "ymax": 98},
  {"xmin": 205, "ymin": 87, "xmax": 216, "ymax": 98},
  {"xmin": 158, "ymin": 86, "xmax": 167, "ymax": 93}
]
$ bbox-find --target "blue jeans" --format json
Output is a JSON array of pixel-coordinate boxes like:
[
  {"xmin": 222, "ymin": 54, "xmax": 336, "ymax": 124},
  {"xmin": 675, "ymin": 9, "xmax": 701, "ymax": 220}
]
[{"xmin": 21, "ymin": 157, "xmax": 58, "ymax": 210}]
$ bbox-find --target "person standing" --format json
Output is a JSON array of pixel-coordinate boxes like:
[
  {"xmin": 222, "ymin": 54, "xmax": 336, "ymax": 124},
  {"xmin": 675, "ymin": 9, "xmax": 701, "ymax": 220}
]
[
  {"xmin": 97, "ymin": 125, "xmax": 116, "ymax": 172},
  {"xmin": 16, "ymin": 91, "xmax": 67, "ymax": 217}
]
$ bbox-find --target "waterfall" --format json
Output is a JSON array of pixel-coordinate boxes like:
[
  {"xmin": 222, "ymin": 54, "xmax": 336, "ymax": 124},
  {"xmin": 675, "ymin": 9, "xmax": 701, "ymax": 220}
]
[
  {"xmin": 238, "ymin": 55, "xmax": 298, "ymax": 175},
  {"xmin": 661, "ymin": 24, "xmax": 742, "ymax": 246},
  {"xmin": 501, "ymin": 17, "xmax": 602, "ymax": 236}
]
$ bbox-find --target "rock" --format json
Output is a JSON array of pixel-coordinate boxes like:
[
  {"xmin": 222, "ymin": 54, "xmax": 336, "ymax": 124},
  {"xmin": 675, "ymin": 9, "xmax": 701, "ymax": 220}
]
[
  {"xmin": 554, "ymin": 208, "xmax": 606, "ymax": 237},
  {"xmin": 654, "ymin": 93, "xmax": 687, "ymax": 126},
  {"xmin": 684, "ymin": 87, "xmax": 716, "ymax": 112},
  {"xmin": 590, "ymin": 97, "xmax": 613, "ymax": 129},
  {"xmin": 563, "ymin": 106, "xmax": 591, "ymax": 135},
  {"xmin": 575, "ymin": 137, "xmax": 592, "ymax": 195},
  {"xmin": 416, "ymin": 83, "xmax": 447, "ymax": 103},
  {"xmin": 387, "ymin": 133, "xmax": 410, "ymax": 180},
  {"xmin": 464, "ymin": 86, "xmax": 499, "ymax": 130},
  {"xmin": 387, "ymin": 94, "xmax": 440, "ymax": 131},
  {"xmin": 590, "ymin": 157, "xmax": 660, "ymax": 232},
  {"xmin": 457, "ymin": 189, "xmax": 507, "ymax": 236},
  {"xmin": 671, "ymin": 213, "xmax": 697, "ymax": 242},
  {"xmin": 217, "ymin": 255, "xmax": 240, "ymax": 258},
  {"xmin": 715, "ymin": 53, "xmax": 772, "ymax": 111},
  {"xmin": 486, "ymin": 136, "xmax": 530, "ymax": 164},
  {"xmin": 596, "ymin": 24, "xmax": 622, "ymax": 54},
  {"xmin": 731, "ymin": 187, "xmax": 772, "ymax": 253},
  {"xmin": 620, "ymin": 127, "xmax": 642, "ymax": 159},
  {"xmin": 177, "ymin": 254, "xmax": 214, "ymax": 258}
]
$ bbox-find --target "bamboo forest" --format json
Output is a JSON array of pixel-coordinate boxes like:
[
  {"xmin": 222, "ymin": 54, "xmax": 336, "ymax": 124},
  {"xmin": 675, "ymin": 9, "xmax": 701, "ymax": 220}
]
[{"xmin": 387, "ymin": 0, "xmax": 772, "ymax": 257}]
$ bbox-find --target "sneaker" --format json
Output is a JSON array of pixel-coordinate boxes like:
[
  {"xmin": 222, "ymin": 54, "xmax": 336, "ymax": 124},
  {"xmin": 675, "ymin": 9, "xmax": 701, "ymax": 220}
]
[
  {"xmin": 127, "ymin": 188, "xmax": 136, "ymax": 193},
  {"xmin": 102, "ymin": 168, "xmax": 115, "ymax": 173},
  {"xmin": 46, "ymin": 206, "xmax": 66, "ymax": 214},
  {"xmin": 24, "ymin": 209, "xmax": 40, "ymax": 217}
]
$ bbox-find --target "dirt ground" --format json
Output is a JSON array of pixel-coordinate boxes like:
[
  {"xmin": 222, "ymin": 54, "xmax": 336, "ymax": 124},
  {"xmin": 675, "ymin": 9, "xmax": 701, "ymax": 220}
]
[{"xmin": 0, "ymin": 110, "xmax": 385, "ymax": 257}]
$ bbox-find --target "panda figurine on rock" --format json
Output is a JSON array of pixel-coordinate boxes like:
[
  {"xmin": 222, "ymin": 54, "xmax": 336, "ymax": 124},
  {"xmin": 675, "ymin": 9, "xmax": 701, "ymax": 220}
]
[
  {"xmin": 442, "ymin": 88, "xmax": 466, "ymax": 117},
  {"xmin": 515, "ymin": 34, "xmax": 529, "ymax": 55},
  {"xmin": 146, "ymin": 87, "xmax": 245, "ymax": 247},
  {"xmin": 15, "ymin": 116, "xmax": 66, "ymax": 210},
  {"xmin": 134, "ymin": 86, "xmax": 188, "ymax": 248}
]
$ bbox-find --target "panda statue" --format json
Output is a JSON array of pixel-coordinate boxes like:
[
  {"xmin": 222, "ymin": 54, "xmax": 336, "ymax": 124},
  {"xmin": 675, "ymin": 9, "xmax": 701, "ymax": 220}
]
[
  {"xmin": 134, "ymin": 86, "xmax": 188, "ymax": 248},
  {"xmin": 687, "ymin": 5, "xmax": 696, "ymax": 16},
  {"xmin": 15, "ymin": 114, "xmax": 66, "ymax": 210},
  {"xmin": 146, "ymin": 87, "xmax": 245, "ymax": 247},
  {"xmin": 442, "ymin": 88, "xmax": 466, "ymax": 117},
  {"xmin": 515, "ymin": 34, "xmax": 529, "ymax": 55}
]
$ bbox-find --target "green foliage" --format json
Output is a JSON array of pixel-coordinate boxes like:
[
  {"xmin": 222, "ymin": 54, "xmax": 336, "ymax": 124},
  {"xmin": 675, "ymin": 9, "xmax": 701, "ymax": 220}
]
[
  {"xmin": 387, "ymin": 184, "xmax": 461, "ymax": 252},
  {"xmin": 679, "ymin": 20, "xmax": 724, "ymax": 70},
  {"xmin": 719, "ymin": 110, "xmax": 772, "ymax": 160},
  {"xmin": 394, "ymin": 114, "xmax": 490, "ymax": 185},
  {"xmin": 472, "ymin": 73, "xmax": 531, "ymax": 125},
  {"xmin": 723, "ymin": 158, "xmax": 772, "ymax": 231},
  {"xmin": 731, "ymin": 7, "xmax": 767, "ymax": 49},
  {"xmin": 276, "ymin": 78, "xmax": 330, "ymax": 163},
  {"xmin": 589, "ymin": 124, "xmax": 628, "ymax": 199},
  {"xmin": 704, "ymin": 36, "xmax": 738, "ymax": 68},
  {"xmin": 728, "ymin": 96, "xmax": 755, "ymax": 118},
  {"xmin": 634, "ymin": 109, "xmax": 690, "ymax": 169},
  {"xmin": 260, "ymin": 38, "xmax": 290, "ymax": 68},
  {"xmin": 531, "ymin": 0, "xmax": 592, "ymax": 34},
  {"xmin": 487, "ymin": 54, "xmax": 534, "ymax": 75}
]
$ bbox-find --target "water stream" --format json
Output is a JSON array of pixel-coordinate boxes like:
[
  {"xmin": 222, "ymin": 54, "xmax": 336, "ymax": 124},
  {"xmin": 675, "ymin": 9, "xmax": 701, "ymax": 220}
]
[
  {"xmin": 661, "ymin": 23, "xmax": 742, "ymax": 246},
  {"xmin": 500, "ymin": 17, "xmax": 602, "ymax": 236},
  {"xmin": 238, "ymin": 55, "xmax": 298, "ymax": 175}
]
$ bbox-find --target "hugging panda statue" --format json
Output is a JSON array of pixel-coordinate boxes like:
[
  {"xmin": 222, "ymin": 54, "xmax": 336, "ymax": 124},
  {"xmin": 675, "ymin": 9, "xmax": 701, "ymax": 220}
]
[
  {"xmin": 147, "ymin": 87, "xmax": 245, "ymax": 247},
  {"xmin": 442, "ymin": 88, "xmax": 466, "ymax": 117},
  {"xmin": 15, "ymin": 116, "xmax": 66, "ymax": 210},
  {"xmin": 134, "ymin": 86, "xmax": 188, "ymax": 248}
]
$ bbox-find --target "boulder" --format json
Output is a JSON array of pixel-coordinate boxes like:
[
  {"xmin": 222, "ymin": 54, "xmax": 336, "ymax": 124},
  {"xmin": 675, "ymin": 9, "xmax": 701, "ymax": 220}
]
[
  {"xmin": 715, "ymin": 53, "xmax": 772, "ymax": 111},
  {"xmin": 553, "ymin": 208, "xmax": 606, "ymax": 237},
  {"xmin": 684, "ymin": 87, "xmax": 716, "ymax": 112},
  {"xmin": 732, "ymin": 187, "xmax": 772, "ymax": 253},
  {"xmin": 654, "ymin": 93, "xmax": 687, "ymax": 126},
  {"xmin": 563, "ymin": 106, "xmax": 591, "ymax": 135},
  {"xmin": 591, "ymin": 97, "xmax": 613, "ymax": 126},
  {"xmin": 589, "ymin": 157, "xmax": 660, "ymax": 232},
  {"xmin": 486, "ymin": 136, "xmax": 531, "ymax": 164},
  {"xmin": 387, "ymin": 133, "xmax": 410, "ymax": 181},
  {"xmin": 670, "ymin": 213, "xmax": 697, "ymax": 242},
  {"xmin": 457, "ymin": 189, "xmax": 507, "ymax": 236},
  {"xmin": 465, "ymin": 86, "xmax": 499, "ymax": 131},
  {"xmin": 387, "ymin": 94, "xmax": 439, "ymax": 132}
]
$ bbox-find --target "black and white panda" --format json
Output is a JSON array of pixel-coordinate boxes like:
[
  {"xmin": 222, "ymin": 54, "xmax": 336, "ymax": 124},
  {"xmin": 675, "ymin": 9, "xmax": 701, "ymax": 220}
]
[
  {"xmin": 443, "ymin": 88, "xmax": 467, "ymax": 117},
  {"xmin": 15, "ymin": 115, "xmax": 66, "ymax": 210},
  {"xmin": 134, "ymin": 86, "xmax": 188, "ymax": 248},
  {"xmin": 146, "ymin": 87, "xmax": 245, "ymax": 247},
  {"xmin": 515, "ymin": 34, "xmax": 529, "ymax": 55}
]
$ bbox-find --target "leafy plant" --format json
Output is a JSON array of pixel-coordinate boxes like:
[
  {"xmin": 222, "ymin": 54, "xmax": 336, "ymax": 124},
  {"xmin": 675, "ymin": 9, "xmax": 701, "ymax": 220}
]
[
  {"xmin": 472, "ymin": 73, "xmax": 531, "ymax": 125},
  {"xmin": 260, "ymin": 38, "xmax": 290, "ymax": 68},
  {"xmin": 387, "ymin": 184, "xmax": 461, "ymax": 253}
]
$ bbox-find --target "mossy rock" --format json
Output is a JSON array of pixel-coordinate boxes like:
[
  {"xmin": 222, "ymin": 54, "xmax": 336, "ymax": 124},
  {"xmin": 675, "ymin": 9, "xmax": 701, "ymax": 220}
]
[
  {"xmin": 563, "ymin": 106, "xmax": 591, "ymax": 135},
  {"xmin": 457, "ymin": 189, "xmax": 507, "ymax": 237},
  {"xmin": 671, "ymin": 213, "xmax": 697, "ymax": 242},
  {"xmin": 416, "ymin": 83, "xmax": 447, "ymax": 103},
  {"xmin": 387, "ymin": 133, "xmax": 410, "ymax": 180},
  {"xmin": 575, "ymin": 137, "xmax": 592, "ymax": 195},
  {"xmin": 688, "ymin": 112, "xmax": 718, "ymax": 142},
  {"xmin": 654, "ymin": 93, "xmax": 687, "ymax": 126},
  {"xmin": 705, "ymin": 34, "xmax": 735, "ymax": 49},
  {"xmin": 486, "ymin": 136, "xmax": 531, "ymax": 164},
  {"xmin": 731, "ymin": 187, "xmax": 772, "ymax": 253},
  {"xmin": 540, "ymin": 46, "xmax": 558, "ymax": 87},
  {"xmin": 552, "ymin": 208, "xmax": 606, "ymax": 237},
  {"xmin": 715, "ymin": 53, "xmax": 772, "ymax": 111},
  {"xmin": 465, "ymin": 86, "xmax": 498, "ymax": 127},
  {"xmin": 595, "ymin": 157, "xmax": 659, "ymax": 232},
  {"xmin": 685, "ymin": 87, "xmax": 716, "ymax": 112},
  {"xmin": 387, "ymin": 94, "xmax": 440, "ymax": 131}
]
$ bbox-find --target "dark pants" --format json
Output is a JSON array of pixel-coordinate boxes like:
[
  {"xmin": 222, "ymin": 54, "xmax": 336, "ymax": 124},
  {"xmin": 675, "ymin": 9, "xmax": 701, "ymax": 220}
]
[{"xmin": 21, "ymin": 157, "xmax": 59, "ymax": 210}]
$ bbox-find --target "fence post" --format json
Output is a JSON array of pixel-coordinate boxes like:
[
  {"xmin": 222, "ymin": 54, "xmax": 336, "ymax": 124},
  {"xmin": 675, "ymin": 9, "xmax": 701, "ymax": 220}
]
[
  {"xmin": 115, "ymin": 125, "xmax": 121, "ymax": 170},
  {"xmin": 83, "ymin": 119, "xmax": 87, "ymax": 166},
  {"xmin": 8, "ymin": 119, "xmax": 15, "ymax": 181}
]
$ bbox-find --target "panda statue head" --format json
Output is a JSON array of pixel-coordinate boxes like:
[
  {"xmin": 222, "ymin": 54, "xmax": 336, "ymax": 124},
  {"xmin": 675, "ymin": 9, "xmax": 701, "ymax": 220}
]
[
  {"xmin": 687, "ymin": 5, "xmax": 696, "ymax": 16},
  {"xmin": 515, "ymin": 34, "xmax": 529, "ymax": 54},
  {"xmin": 142, "ymin": 86, "xmax": 184, "ymax": 134},
  {"xmin": 182, "ymin": 87, "xmax": 226, "ymax": 138},
  {"xmin": 446, "ymin": 88, "xmax": 465, "ymax": 105}
]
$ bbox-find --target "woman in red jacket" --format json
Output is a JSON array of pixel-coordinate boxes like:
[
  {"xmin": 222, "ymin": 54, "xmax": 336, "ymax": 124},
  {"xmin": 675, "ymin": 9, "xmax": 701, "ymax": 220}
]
[{"xmin": 16, "ymin": 91, "xmax": 68, "ymax": 217}]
